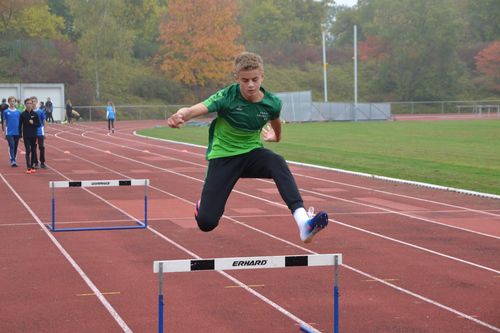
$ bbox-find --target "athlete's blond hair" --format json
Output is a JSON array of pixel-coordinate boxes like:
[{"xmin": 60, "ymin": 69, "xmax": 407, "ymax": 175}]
[{"xmin": 234, "ymin": 52, "xmax": 264, "ymax": 75}]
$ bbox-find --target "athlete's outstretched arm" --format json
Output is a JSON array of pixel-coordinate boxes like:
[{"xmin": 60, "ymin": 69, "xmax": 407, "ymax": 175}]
[{"xmin": 167, "ymin": 103, "xmax": 209, "ymax": 128}]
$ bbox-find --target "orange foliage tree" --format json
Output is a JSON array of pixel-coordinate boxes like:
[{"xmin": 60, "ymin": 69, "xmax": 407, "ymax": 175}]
[
  {"xmin": 358, "ymin": 35, "xmax": 391, "ymax": 62},
  {"xmin": 475, "ymin": 41, "xmax": 500, "ymax": 92},
  {"xmin": 159, "ymin": 0, "xmax": 243, "ymax": 88}
]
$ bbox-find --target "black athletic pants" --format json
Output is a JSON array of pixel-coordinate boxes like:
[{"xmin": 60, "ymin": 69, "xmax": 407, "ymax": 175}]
[
  {"xmin": 32, "ymin": 135, "xmax": 45, "ymax": 166},
  {"xmin": 195, "ymin": 148, "xmax": 304, "ymax": 232},
  {"xmin": 23, "ymin": 137, "xmax": 37, "ymax": 169}
]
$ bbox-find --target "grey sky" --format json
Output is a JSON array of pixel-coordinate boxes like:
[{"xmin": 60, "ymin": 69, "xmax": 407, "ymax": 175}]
[{"xmin": 335, "ymin": 0, "xmax": 357, "ymax": 7}]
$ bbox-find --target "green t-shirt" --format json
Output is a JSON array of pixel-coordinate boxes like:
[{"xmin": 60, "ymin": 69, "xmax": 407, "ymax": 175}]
[{"xmin": 202, "ymin": 84, "xmax": 282, "ymax": 160}]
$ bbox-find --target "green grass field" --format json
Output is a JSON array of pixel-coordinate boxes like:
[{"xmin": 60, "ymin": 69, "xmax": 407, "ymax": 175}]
[{"xmin": 138, "ymin": 119, "xmax": 500, "ymax": 195}]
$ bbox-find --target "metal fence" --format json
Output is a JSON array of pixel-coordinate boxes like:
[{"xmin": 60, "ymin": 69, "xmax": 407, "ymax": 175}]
[
  {"xmin": 67, "ymin": 98, "xmax": 499, "ymax": 123},
  {"xmin": 312, "ymin": 102, "xmax": 390, "ymax": 121},
  {"xmin": 390, "ymin": 100, "xmax": 500, "ymax": 115},
  {"xmin": 70, "ymin": 104, "xmax": 185, "ymax": 122},
  {"xmin": 276, "ymin": 91, "xmax": 391, "ymax": 122}
]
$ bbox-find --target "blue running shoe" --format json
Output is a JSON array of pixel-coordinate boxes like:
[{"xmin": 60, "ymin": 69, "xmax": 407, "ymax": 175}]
[{"xmin": 300, "ymin": 208, "xmax": 329, "ymax": 243}]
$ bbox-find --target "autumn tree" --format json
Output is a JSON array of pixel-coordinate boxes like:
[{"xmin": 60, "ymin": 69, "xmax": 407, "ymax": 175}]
[
  {"xmin": 358, "ymin": 35, "xmax": 390, "ymax": 62},
  {"xmin": 475, "ymin": 41, "xmax": 500, "ymax": 93},
  {"xmin": 159, "ymin": 0, "xmax": 243, "ymax": 89},
  {"xmin": 15, "ymin": 3, "xmax": 65, "ymax": 39},
  {"xmin": 0, "ymin": 0, "xmax": 41, "ymax": 33}
]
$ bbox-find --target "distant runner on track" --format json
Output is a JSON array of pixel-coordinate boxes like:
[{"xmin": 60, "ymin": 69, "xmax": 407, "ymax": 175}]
[{"xmin": 167, "ymin": 52, "xmax": 329, "ymax": 243}]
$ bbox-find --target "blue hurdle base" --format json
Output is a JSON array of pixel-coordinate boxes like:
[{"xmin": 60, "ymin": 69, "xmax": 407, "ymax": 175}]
[
  {"xmin": 47, "ymin": 193, "xmax": 148, "ymax": 232},
  {"xmin": 46, "ymin": 220, "xmax": 147, "ymax": 232},
  {"xmin": 299, "ymin": 323, "xmax": 315, "ymax": 332}
]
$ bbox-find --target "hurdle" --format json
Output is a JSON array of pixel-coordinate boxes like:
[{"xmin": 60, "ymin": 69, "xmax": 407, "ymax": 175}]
[
  {"xmin": 153, "ymin": 253, "xmax": 342, "ymax": 333},
  {"xmin": 47, "ymin": 179, "xmax": 149, "ymax": 232}
]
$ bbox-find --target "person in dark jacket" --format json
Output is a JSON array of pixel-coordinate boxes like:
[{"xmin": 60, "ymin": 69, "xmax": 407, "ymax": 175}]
[
  {"xmin": 45, "ymin": 97, "xmax": 54, "ymax": 123},
  {"xmin": 0, "ymin": 98, "xmax": 8, "ymax": 127},
  {"xmin": 65, "ymin": 99, "xmax": 73, "ymax": 124},
  {"xmin": 19, "ymin": 98, "xmax": 40, "ymax": 174},
  {"xmin": 31, "ymin": 96, "xmax": 47, "ymax": 169}
]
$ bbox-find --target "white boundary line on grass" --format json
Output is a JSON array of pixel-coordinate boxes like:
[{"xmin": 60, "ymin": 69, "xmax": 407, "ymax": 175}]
[{"xmin": 138, "ymin": 136, "xmax": 500, "ymax": 201}]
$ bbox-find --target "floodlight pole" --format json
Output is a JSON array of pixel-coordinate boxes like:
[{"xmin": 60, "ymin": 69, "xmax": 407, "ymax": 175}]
[
  {"xmin": 354, "ymin": 25, "xmax": 358, "ymax": 109},
  {"xmin": 322, "ymin": 30, "xmax": 328, "ymax": 102}
]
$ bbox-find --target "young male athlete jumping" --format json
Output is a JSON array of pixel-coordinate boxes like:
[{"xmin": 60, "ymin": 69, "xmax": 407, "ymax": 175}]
[{"xmin": 167, "ymin": 52, "xmax": 329, "ymax": 243}]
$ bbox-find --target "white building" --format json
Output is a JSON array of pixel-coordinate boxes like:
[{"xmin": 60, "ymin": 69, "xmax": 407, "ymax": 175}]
[{"xmin": 0, "ymin": 83, "xmax": 65, "ymax": 121}]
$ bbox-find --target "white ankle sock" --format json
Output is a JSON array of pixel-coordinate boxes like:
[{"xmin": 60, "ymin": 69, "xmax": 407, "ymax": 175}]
[{"xmin": 293, "ymin": 207, "xmax": 309, "ymax": 228}]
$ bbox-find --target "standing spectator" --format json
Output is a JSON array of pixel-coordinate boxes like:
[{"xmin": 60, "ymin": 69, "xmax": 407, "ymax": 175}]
[
  {"xmin": 2, "ymin": 96, "xmax": 21, "ymax": 167},
  {"xmin": 39, "ymin": 101, "xmax": 45, "ymax": 116},
  {"xmin": 65, "ymin": 99, "xmax": 73, "ymax": 124},
  {"xmin": 106, "ymin": 101, "xmax": 116, "ymax": 133},
  {"xmin": 45, "ymin": 97, "xmax": 54, "ymax": 123},
  {"xmin": 15, "ymin": 99, "xmax": 25, "ymax": 112},
  {"xmin": 19, "ymin": 98, "xmax": 40, "ymax": 174},
  {"xmin": 31, "ymin": 96, "xmax": 47, "ymax": 169},
  {"xmin": 0, "ymin": 98, "xmax": 8, "ymax": 127}
]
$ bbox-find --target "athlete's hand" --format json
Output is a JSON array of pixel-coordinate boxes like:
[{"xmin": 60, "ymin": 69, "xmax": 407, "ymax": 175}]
[
  {"xmin": 261, "ymin": 124, "xmax": 277, "ymax": 142},
  {"xmin": 167, "ymin": 112, "xmax": 185, "ymax": 128}
]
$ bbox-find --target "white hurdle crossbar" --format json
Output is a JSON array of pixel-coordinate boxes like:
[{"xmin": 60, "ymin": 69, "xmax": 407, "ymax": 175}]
[
  {"xmin": 47, "ymin": 179, "xmax": 150, "ymax": 232},
  {"xmin": 153, "ymin": 253, "xmax": 342, "ymax": 333}
]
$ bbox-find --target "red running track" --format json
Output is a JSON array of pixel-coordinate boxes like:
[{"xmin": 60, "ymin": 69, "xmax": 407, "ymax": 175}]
[{"xmin": 0, "ymin": 120, "xmax": 499, "ymax": 333}]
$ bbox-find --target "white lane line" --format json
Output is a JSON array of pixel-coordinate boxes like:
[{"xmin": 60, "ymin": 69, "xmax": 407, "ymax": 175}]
[
  {"xmin": 131, "ymin": 132, "xmax": 500, "ymax": 201},
  {"xmin": 43, "ymin": 161, "xmax": 324, "ymax": 332},
  {"xmin": 0, "ymin": 173, "xmax": 132, "ymax": 333},
  {"xmin": 343, "ymin": 264, "xmax": 500, "ymax": 332},
  {"xmin": 298, "ymin": 187, "xmax": 500, "ymax": 240},
  {"xmin": 48, "ymin": 134, "xmax": 500, "ymax": 331},
  {"xmin": 72, "ymin": 131, "xmax": 500, "ymax": 233},
  {"xmin": 294, "ymin": 172, "xmax": 500, "ymax": 218},
  {"xmin": 80, "ymin": 130, "xmax": 500, "ymax": 235},
  {"xmin": 50, "ymin": 133, "xmax": 500, "ymax": 273},
  {"xmin": 132, "ymin": 131, "xmax": 500, "ymax": 215},
  {"xmin": 49, "ymin": 128, "xmax": 500, "ymax": 331}
]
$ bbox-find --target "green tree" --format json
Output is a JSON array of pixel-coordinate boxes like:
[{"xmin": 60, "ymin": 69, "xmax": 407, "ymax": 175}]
[
  {"xmin": 65, "ymin": 0, "xmax": 135, "ymax": 102},
  {"xmin": 0, "ymin": 0, "xmax": 41, "ymax": 33},
  {"xmin": 358, "ymin": 0, "xmax": 468, "ymax": 100},
  {"xmin": 466, "ymin": 0, "xmax": 500, "ymax": 42},
  {"xmin": 48, "ymin": 0, "xmax": 78, "ymax": 40},
  {"xmin": 330, "ymin": 5, "xmax": 360, "ymax": 46},
  {"xmin": 15, "ymin": 3, "xmax": 66, "ymax": 39},
  {"xmin": 123, "ymin": 0, "xmax": 166, "ymax": 60},
  {"xmin": 240, "ymin": 0, "xmax": 331, "ymax": 47}
]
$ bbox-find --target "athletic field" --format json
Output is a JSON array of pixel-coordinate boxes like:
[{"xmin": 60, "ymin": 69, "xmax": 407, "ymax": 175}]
[
  {"xmin": 139, "ymin": 119, "xmax": 500, "ymax": 196},
  {"xmin": 1, "ymin": 119, "xmax": 499, "ymax": 332}
]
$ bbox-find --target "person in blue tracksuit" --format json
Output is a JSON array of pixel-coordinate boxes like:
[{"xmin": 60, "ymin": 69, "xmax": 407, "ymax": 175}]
[
  {"xmin": 106, "ymin": 101, "xmax": 116, "ymax": 133},
  {"xmin": 2, "ymin": 96, "xmax": 21, "ymax": 167},
  {"xmin": 31, "ymin": 96, "xmax": 47, "ymax": 169},
  {"xmin": 19, "ymin": 98, "xmax": 40, "ymax": 174}
]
